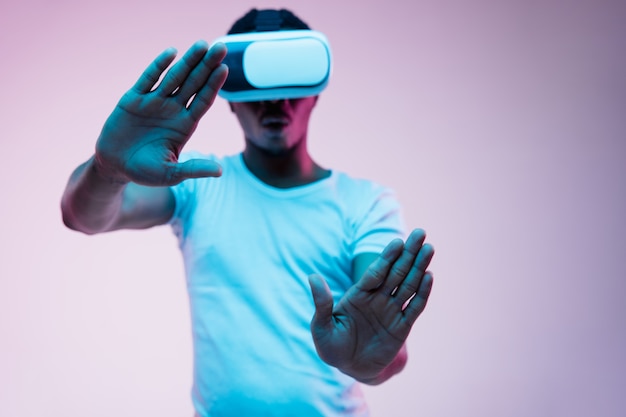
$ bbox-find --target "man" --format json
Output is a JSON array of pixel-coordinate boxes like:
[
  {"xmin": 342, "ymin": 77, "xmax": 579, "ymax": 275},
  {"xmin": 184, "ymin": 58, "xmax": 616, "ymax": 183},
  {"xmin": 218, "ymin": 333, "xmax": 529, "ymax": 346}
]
[{"xmin": 61, "ymin": 8, "xmax": 434, "ymax": 417}]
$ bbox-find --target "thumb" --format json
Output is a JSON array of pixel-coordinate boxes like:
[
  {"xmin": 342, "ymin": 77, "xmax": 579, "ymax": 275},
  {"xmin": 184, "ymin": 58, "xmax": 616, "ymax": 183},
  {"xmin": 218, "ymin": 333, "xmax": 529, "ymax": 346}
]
[
  {"xmin": 308, "ymin": 274, "xmax": 334, "ymax": 332},
  {"xmin": 167, "ymin": 159, "xmax": 222, "ymax": 184}
]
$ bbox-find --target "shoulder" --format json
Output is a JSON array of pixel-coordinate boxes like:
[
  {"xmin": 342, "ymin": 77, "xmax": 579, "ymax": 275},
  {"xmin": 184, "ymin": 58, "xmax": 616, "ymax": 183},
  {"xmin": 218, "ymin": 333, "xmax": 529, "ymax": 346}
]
[
  {"xmin": 332, "ymin": 171, "xmax": 398, "ymax": 203},
  {"xmin": 328, "ymin": 170, "xmax": 403, "ymax": 227},
  {"xmin": 329, "ymin": 171, "xmax": 406, "ymax": 252}
]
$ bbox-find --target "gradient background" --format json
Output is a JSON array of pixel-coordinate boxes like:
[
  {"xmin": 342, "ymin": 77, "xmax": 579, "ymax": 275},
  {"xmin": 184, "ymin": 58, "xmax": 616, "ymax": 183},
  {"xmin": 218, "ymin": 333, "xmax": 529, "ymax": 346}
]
[{"xmin": 1, "ymin": 0, "xmax": 625, "ymax": 416}]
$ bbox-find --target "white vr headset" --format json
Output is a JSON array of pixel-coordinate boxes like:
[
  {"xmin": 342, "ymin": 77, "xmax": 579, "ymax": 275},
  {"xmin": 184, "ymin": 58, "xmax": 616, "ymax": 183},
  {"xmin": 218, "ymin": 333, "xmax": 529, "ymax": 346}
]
[{"xmin": 212, "ymin": 30, "xmax": 332, "ymax": 102}]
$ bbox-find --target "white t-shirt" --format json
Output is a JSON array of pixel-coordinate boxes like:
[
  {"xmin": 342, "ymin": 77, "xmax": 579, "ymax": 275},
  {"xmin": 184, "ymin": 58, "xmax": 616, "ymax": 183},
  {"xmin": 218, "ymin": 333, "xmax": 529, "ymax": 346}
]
[{"xmin": 169, "ymin": 153, "xmax": 405, "ymax": 417}]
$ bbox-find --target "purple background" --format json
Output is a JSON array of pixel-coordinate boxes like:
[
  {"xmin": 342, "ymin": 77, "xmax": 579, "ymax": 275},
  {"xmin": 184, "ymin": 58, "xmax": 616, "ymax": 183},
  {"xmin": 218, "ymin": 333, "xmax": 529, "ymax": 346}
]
[{"xmin": 1, "ymin": 0, "xmax": 625, "ymax": 416}]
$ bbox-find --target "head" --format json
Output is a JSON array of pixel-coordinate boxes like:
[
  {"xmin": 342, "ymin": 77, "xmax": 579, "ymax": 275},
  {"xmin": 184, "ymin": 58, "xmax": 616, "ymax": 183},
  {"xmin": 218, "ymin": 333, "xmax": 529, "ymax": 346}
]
[
  {"xmin": 227, "ymin": 8, "xmax": 310, "ymax": 34},
  {"xmin": 226, "ymin": 9, "xmax": 319, "ymax": 156}
]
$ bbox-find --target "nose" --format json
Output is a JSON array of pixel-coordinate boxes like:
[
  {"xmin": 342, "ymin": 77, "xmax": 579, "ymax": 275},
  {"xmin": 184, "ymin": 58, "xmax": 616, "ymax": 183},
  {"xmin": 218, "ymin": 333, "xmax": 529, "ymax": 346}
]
[{"xmin": 263, "ymin": 98, "xmax": 286, "ymax": 105}]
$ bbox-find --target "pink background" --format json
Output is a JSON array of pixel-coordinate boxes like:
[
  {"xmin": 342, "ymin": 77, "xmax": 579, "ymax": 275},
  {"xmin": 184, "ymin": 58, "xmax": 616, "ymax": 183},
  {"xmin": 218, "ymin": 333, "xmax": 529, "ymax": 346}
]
[{"xmin": 1, "ymin": 0, "xmax": 625, "ymax": 416}]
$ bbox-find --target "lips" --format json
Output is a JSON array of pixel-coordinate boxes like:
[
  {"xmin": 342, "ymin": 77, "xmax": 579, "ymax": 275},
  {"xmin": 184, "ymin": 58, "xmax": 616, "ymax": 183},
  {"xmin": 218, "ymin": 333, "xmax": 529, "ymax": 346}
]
[{"xmin": 260, "ymin": 113, "xmax": 290, "ymax": 127}]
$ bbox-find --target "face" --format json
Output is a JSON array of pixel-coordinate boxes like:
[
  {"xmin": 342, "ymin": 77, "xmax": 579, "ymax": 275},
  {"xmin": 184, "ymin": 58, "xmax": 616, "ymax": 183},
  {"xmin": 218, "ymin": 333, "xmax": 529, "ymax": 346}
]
[{"xmin": 229, "ymin": 96, "xmax": 318, "ymax": 155}]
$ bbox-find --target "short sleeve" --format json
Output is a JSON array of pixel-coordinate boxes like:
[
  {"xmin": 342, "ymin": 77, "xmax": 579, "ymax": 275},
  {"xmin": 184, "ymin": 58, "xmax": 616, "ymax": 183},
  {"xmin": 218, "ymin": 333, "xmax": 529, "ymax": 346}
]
[{"xmin": 351, "ymin": 184, "xmax": 406, "ymax": 256}]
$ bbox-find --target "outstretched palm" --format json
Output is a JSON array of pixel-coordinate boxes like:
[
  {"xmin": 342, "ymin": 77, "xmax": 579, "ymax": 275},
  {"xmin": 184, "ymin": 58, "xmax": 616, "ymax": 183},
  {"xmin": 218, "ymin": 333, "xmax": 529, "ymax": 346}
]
[
  {"xmin": 94, "ymin": 41, "xmax": 228, "ymax": 185},
  {"xmin": 309, "ymin": 229, "xmax": 434, "ymax": 381}
]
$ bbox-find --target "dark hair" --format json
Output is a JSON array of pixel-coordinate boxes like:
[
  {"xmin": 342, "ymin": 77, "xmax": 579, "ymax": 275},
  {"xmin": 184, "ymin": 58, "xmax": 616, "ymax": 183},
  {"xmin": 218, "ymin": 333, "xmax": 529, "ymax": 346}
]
[{"xmin": 227, "ymin": 8, "xmax": 311, "ymax": 34}]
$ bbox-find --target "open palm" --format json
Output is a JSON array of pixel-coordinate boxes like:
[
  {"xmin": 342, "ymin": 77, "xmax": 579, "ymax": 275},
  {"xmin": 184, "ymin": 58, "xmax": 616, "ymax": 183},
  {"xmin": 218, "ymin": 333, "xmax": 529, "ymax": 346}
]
[
  {"xmin": 309, "ymin": 229, "xmax": 434, "ymax": 381},
  {"xmin": 94, "ymin": 41, "xmax": 228, "ymax": 186}
]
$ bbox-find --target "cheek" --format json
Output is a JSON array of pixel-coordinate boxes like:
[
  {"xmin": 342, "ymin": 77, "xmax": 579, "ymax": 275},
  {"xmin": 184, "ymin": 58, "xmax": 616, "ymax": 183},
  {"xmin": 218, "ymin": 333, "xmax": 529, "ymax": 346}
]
[
  {"xmin": 294, "ymin": 109, "xmax": 314, "ymax": 128},
  {"xmin": 236, "ymin": 111, "xmax": 257, "ymax": 131}
]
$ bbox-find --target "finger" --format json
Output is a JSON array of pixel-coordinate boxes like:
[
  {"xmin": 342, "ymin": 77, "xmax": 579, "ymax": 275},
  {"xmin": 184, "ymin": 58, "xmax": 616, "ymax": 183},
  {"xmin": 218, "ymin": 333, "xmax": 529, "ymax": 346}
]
[
  {"xmin": 308, "ymin": 274, "xmax": 335, "ymax": 334},
  {"xmin": 357, "ymin": 239, "xmax": 404, "ymax": 292},
  {"xmin": 163, "ymin": 159, "xmax": 222, "ymax": 185},
  {"xmin": 157, "ymin": 40, "xmax": 210, "ymax": 97},
  {"xmin": 393, "ymin": 242, "xmax": 435, "ymax": 304},
  {"xmin": 132, "ymin": 47, "xmax": 178, "ymax": 94},
  {"xmin": 380, "ymin": 229, "xmax": 427, "ymax": 295},
  {"xmin": 175, "ymin": 42, "xmax": 227, "ymax": 106},
  {"xmin": 187, "ymin": 63, "xmax": 229, "ymax": 121},
  {"xmin": 402, "ymin": 271, "xmax": 434, "ymax": 324}
]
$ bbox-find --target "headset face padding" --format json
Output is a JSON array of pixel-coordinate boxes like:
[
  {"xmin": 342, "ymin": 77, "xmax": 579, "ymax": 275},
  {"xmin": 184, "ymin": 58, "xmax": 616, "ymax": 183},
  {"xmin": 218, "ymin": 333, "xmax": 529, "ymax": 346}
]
[{"xmin": 212, "ymin": 30, "xmax": 332, "ymax": 102}]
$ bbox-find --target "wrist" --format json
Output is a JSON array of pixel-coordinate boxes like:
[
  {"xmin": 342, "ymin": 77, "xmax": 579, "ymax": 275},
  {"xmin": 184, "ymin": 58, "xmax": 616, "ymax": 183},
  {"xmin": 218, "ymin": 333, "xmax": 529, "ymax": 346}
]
[
  {"xmin": 338, "ymin": 347, "xmax": 407, "ymax": 385},
  {"xmin": 334, "ymin": 361, "xmax": 386, "ymax": 385},
  {"xmin": 347, "ymin": 370, "xmax": 383, "ymax": 385},
  {"xmin": 340, "ymin": 364, "xmax": 396, "ymax": 386},
  {"xmin": 91, "ymin": 155, "xmax": 129, "ymax": 186}
]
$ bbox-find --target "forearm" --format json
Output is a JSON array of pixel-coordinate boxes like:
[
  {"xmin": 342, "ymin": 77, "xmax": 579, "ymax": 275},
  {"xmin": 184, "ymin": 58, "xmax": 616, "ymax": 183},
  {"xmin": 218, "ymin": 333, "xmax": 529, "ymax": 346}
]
[{"xmin": 61, "ymin": 155, "xmax": 127, "ymax": 234}]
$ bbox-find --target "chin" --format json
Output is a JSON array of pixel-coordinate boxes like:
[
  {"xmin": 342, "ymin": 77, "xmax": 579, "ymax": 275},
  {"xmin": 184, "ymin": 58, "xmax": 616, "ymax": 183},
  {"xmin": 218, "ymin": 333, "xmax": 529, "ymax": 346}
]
[
  {"xmin": 258, "ymin": 141, "xmax": 299, "ymax": 157},
  {"xmin": 262, "ymin": 146, "xmax": 292, "ymax": 157},
  {"xmin": 247, "ymin": 133, "xmax": 302, "ymax": 157}
]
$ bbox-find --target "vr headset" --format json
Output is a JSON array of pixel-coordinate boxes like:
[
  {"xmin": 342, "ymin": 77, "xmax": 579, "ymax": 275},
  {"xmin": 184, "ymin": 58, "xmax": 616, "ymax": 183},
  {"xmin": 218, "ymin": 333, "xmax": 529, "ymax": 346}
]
[{"xmin": 212, "ymin": 30, "xmax": 332, "ymax": 102}]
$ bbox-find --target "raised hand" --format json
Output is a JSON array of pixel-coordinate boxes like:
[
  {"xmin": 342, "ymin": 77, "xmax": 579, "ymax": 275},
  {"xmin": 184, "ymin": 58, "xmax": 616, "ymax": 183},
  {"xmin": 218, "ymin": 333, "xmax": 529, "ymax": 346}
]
[
  {"xmin": 94, "ymin": 41, "xmax": 229, "ymax": 186},
  {"xmin": 308, "ymin": 229, "xmax": 435, "ymax": 383}
]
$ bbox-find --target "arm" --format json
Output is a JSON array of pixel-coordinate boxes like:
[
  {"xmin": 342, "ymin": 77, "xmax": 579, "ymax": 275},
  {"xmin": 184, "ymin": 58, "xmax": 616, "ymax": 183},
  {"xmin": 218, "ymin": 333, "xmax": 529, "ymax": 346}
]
[
  {"xmin": 61, "ymin": 41, "xmax": 228, "ymax": 234},
  {"xmin": 308, "ymin": 229, "xmax": 435, "ymax": 385},
  {"xmin": 61, "ymin": 157, "xmax": 175, "ymax": 234}
]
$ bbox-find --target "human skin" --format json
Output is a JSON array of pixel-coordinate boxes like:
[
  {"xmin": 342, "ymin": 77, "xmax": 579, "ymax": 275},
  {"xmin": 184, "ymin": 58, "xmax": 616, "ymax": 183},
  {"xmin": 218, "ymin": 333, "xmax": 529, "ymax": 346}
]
[
  {"xmin": 229, "ymin": 97, "xmax": 331, "ymax": 188},
  {"xmin": 60, "ymin": 40, "xmax": 435, "ymax": 385}
]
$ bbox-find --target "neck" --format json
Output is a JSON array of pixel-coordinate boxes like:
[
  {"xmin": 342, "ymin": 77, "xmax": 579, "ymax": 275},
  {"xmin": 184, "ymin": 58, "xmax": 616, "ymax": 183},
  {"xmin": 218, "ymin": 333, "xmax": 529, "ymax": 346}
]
[{"xmin": 242, "ymin": 140, "xmax": 330, "ymax": 188}]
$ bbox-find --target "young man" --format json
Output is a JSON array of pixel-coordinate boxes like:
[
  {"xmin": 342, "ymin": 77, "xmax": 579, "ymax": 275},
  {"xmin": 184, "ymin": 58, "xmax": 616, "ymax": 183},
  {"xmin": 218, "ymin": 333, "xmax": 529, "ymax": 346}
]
[{"xmin": 61, "ymin": 8, "xmax": 434, "ymax": 417}]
